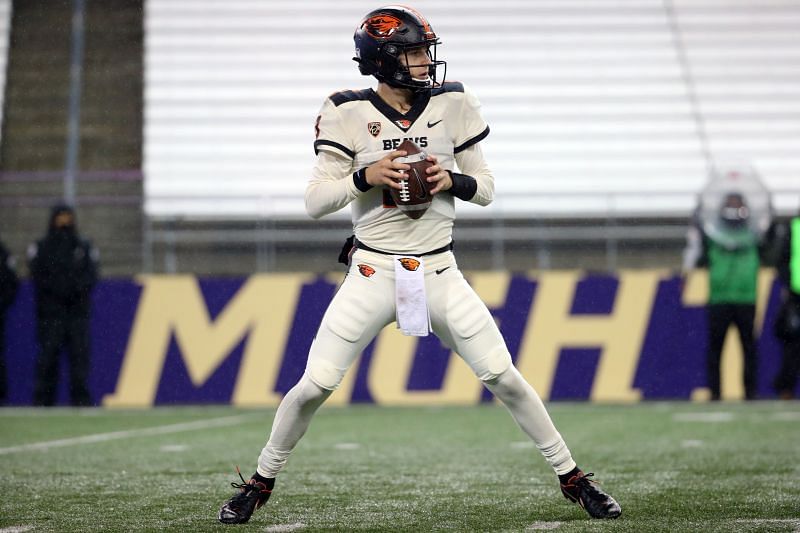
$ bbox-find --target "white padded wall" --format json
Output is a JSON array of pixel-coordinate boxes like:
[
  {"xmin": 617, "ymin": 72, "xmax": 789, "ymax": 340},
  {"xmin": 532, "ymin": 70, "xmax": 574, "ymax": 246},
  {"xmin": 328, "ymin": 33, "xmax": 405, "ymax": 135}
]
[
  {"xmin": 144, "ymin": 0, "xmax": 800, "ymax": 219},
  {"xmin": 0, "ymin": 0, "xmax": 12, "ymax": 141},
  {"xmin": 671, "ymin": 0, "xmax": 800, "ymax": 213}
]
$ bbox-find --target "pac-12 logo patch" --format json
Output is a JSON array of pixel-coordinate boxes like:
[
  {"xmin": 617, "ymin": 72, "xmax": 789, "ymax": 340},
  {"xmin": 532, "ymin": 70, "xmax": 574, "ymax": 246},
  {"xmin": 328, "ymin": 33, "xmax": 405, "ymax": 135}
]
[
  {"xmin": 367, "ymin": 121, "xmax": 381, "ymax": 137},
  {"xmin": 358, "ymin": 264, "xmax": 376, "ymax": 277},
  {"xmin": 397, "ymin": 258, "xmax": 420, "ymax": 271}
]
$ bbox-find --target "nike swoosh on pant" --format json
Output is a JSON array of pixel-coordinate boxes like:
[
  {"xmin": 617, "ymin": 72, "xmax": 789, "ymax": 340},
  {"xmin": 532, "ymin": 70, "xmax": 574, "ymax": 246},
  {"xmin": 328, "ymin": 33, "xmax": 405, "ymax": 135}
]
[{"xmin": 435, "ymin": 267, "xmax": 450, "ymax": 275}]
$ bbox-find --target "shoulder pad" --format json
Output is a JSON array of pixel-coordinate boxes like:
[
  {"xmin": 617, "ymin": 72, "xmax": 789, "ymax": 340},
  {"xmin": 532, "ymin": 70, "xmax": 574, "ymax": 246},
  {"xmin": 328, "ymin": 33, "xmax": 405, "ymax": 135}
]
[
  {"xmin": 431, "ymin": 82, "xmax": 464, "ymax": 96},
  {"xmin": 329, "ymin": 89, "xmax": 372, "ymax": 107}
]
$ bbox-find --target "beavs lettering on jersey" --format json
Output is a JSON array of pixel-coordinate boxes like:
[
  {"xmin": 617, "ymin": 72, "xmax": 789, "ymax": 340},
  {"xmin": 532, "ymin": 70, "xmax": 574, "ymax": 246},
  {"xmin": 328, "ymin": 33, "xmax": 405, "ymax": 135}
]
[
  {"xmin": 397, "ymin": 258, "xmax": 421, "ymax": 271},
  {"xmin": 358, "ymin": 264, "xmax": 376, "ymax": 277},
  {"xmin": 383, "ymin": 137, "xmax": 428, "ymax": 150}
]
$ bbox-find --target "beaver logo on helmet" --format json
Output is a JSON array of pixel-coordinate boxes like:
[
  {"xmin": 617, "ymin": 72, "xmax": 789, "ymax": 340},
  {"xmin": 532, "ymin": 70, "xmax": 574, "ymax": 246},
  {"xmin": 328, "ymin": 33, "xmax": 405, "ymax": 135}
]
[{"xmin": 363, "ymin": 14, "xmax": 402, "ymax": 38}]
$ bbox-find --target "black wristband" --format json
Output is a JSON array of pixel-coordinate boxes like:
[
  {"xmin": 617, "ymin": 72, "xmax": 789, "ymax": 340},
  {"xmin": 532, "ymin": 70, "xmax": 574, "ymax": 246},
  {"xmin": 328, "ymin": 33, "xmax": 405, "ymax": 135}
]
[
  {"xmin": 447, "ymin": 171, "xmax": 477, "ymax": 201},
  {"xmin": 352, "ymin": 168, "xmax": 372, "ymax": 193}
]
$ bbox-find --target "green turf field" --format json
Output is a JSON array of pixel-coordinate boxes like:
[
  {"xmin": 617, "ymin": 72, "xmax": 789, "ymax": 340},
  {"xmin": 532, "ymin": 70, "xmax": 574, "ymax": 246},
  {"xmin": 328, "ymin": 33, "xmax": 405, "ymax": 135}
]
[{"xmin": 1, "ymin": 402, "xmax": 799, "ymax": 532}]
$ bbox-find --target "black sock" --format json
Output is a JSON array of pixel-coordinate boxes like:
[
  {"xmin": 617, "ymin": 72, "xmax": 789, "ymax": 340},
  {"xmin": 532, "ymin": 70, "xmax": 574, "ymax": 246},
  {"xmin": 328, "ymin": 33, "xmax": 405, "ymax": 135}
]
[
  {"xmin": 558, "ymin": 466, "xmax": 581, "ymax": 484},
  {"xmin": 252, "ymin": 472, "xmax": 276, "ymax": 490}
]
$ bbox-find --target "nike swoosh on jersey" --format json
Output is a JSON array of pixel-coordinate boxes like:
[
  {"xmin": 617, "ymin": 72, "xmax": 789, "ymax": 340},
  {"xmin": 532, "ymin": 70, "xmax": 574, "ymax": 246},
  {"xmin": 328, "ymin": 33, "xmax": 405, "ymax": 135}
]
[
  {"xmin": 435, "ymin": 267, "xmax": 450, "ymax": 275},
  {"xmin": 427, "ymin": 119, "xmax": 443, "ymax": 128}
]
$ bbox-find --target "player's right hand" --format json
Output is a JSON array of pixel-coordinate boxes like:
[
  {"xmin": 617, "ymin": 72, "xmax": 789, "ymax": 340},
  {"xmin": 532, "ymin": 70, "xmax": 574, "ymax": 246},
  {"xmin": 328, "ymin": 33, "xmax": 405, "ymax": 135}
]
[{"xmin": 365, "ymin": 150, "xmax": 410, "ymax": 190}]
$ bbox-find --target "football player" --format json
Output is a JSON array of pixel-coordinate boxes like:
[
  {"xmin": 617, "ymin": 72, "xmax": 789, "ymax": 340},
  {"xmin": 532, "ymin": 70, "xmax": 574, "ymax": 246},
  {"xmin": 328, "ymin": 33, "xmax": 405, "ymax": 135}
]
[{"xmin": 219, "ymin": 5, "xmax": 621, "ymax": 524}]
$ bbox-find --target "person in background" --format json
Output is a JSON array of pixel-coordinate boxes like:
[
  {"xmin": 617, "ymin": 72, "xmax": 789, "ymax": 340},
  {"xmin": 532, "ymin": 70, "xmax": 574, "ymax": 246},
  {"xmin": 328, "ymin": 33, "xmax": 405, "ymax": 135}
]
[
  {"xmin": 773, "ymin": 204, "xmax": 800, "ymax": 399},
  {"xmin": 28, "ymin": 204, "xmax": 99, "ymax": 406},
  {"xmin": 0, "ymin": 238, "xmax": 20, "ymax": 405},
  {"xmin": 682, "ymin": 192, "xmax": 765, "ymax": 401}
]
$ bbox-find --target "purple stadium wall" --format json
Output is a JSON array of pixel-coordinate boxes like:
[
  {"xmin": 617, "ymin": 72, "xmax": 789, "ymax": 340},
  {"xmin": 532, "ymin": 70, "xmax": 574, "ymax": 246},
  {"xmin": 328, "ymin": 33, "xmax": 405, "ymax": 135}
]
[{"xmin": 2, "ymin": 270, "xmax": 793, "ymax": 406}]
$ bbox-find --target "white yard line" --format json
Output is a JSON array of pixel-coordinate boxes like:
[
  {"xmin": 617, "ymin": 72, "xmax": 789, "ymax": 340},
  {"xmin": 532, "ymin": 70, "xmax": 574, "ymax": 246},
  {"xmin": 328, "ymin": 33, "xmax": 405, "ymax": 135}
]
[
  {"xmin": 333, "ymin": 442, "xmax": 360, "ymax": 450},
  {"xmin": 526, "ymin": 521, "xmax": 562, "ymax": 530},
  {"xmin": 159, "ymin": 444, "xmax": 190, "ymax": 453},
  {"xmin": 0, "ymin": 413, "xmax": 260, "ymax": 455},
  {"xmin": 732, "ymin": 519, "xmax": 800, "ymax": 532},
  {"xmin": 672, "ymin": 412, "xmax": 734, "ymax": 422},
  {"xmin": 265, "ymin": 523, "xmax": 306, "ymax": 532},
  {"xmin": 772, "ymin": 411, "xmax": 800, "ymax": 421}
]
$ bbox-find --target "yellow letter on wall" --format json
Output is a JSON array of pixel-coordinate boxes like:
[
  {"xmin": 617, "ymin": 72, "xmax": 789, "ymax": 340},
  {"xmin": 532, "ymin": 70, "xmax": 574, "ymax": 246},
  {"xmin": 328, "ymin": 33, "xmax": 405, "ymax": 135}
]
[
  {"xmin": 516, "ymin": 270, "xmax": 662, "ymax": 402},
  {"xmin": 103, "ymin": 275, "xmax": 307, "ymax": 407}
]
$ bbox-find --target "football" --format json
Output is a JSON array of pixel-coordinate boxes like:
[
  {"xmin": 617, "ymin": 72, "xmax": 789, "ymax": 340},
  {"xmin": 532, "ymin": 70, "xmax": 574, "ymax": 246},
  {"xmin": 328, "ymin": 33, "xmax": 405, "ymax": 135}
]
[{"xmin": 390, "ymin": 139, "xmax": 434, "ymax": 220}]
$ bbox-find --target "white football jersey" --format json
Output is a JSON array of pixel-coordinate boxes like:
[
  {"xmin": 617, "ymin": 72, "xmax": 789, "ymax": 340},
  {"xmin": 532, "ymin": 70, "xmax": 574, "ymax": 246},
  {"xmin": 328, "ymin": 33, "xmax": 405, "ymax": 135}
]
[{"xmin": 308, "ymin": 82, "xmax": 492, "ymax": 254}]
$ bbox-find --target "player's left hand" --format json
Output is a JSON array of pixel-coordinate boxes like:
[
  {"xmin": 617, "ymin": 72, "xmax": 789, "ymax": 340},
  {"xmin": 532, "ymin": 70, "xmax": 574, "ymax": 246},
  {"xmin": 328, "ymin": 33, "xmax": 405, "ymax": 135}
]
[{"xmin": 425, "ymin": 154, "xmax": 452, "ymax": 195}]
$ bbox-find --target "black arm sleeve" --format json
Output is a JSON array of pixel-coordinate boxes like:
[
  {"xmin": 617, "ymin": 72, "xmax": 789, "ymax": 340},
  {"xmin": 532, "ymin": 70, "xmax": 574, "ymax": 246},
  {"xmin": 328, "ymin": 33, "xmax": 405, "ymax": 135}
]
[
  {"xmin": 447, "ymin": 171, "xmax": 477, "ymax": 202},
  {"xmin": 352, "ymin": 168, "xmax": 372, "ymax": 193}
]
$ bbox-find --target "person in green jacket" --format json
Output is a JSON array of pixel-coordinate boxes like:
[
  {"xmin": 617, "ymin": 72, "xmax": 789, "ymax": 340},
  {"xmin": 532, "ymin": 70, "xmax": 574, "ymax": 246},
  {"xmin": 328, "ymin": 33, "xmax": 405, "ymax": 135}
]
[{"xmin": 683, "ymin": 192, "xmax": 763, "ymax": 400}]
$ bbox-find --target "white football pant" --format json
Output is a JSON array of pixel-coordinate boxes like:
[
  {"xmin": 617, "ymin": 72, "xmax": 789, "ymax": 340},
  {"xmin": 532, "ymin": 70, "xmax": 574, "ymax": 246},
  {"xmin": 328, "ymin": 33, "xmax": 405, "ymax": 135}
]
[{"xmin": 258, "ymin": 249, "xmax": 575, "ymax": 477}]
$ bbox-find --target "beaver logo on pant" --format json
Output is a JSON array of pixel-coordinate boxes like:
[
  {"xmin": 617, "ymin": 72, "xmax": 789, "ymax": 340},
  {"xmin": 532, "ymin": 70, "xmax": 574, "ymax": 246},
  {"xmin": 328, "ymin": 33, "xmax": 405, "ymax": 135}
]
[
  {"xmin": 357, "ymin": 264, "xmax": 376, "ymax": 277},
  {"xmin": 397, "ymin": 258, "xmax": 420, "ymax": 271}
]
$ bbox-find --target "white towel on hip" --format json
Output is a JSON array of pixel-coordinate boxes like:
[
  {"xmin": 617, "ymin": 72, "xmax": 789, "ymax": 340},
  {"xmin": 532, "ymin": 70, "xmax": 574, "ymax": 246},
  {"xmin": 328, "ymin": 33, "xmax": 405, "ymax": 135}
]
[{"xmin": 394, "ymin": 255, "xmax": 430, "ymax": 337}]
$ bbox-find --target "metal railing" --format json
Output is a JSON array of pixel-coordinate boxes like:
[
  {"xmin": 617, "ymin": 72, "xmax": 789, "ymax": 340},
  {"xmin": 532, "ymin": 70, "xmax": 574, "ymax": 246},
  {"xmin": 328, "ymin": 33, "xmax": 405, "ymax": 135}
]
[
  {"xmin": 142, "ymin": 188, "xmax": 799, "ymax": 273},
  {"xmin": 3, "ymin": 174, "xmax": 796, "ymax": 274}
]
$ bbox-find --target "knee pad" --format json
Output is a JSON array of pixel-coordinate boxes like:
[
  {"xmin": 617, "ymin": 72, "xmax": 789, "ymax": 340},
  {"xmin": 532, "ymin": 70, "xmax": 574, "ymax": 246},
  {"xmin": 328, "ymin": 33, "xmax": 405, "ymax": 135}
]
[
  {"xmin": 483, "ymin": 364, "xmax": 530, "ymax": 404},
  {"xmin": 295, "ymin": 372, "xmax": 333, "ymax": 405},
  {"xmin": 306, "ymin": 357, "xmax": 345, "ymax": 390},
  {"xmin": 477, "ymin": 345, "xmax": 512, "ymax": 382}
]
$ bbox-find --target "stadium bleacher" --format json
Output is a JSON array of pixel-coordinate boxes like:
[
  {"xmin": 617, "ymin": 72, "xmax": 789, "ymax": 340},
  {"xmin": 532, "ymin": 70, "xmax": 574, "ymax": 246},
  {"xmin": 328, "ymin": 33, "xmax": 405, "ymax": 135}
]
[
  {"xmin": 0, "ymin": 0, "xmax": 10, "ymax": 137},
  {"xmin": 144, "ymin": 0, "xmax": 800, "ymax": 220}
]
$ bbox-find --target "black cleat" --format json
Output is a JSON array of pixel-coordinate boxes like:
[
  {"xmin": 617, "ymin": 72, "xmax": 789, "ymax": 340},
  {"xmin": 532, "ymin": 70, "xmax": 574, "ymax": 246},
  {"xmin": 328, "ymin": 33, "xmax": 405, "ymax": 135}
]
[
  {"xmin": 560, "ymin": 471, "xmax": 621, "ymax": 519},
  {"xmin": 218, "ymin": 468, "xmax": 272, "ymax": 524}
]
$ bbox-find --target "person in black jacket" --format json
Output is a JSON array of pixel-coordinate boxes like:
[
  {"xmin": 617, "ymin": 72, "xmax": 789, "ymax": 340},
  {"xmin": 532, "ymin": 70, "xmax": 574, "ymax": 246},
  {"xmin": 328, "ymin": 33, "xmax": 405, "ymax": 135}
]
[
  {"xmin": 0, "ymin": 239, "xmax": 20, "ymax": 405},
  {"xmin": 28, "ymin": 204, "xmax": 99, "ymax": 406},
  {"xmin": 773, "ymin": 208, "xmax": 800, "ymax": 399}
]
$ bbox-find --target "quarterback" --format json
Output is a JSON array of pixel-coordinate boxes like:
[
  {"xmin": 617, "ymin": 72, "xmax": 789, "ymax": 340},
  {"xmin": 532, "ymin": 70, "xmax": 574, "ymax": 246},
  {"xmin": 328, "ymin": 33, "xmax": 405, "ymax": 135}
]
[{"xmin": 219, "ymin": 5, "xmax": 621, "ymax": 524}]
